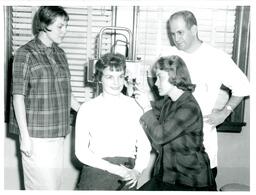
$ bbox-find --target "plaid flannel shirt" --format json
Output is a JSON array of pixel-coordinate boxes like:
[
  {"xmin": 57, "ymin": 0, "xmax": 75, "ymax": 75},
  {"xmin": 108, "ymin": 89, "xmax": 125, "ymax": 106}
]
[
  {"xmin": 9, "ymin": 37, "xmax": 71, "ymax": 138},
  {"xmin": 140, "ymin": 92, "xmax": 214, "ymax": 188}
]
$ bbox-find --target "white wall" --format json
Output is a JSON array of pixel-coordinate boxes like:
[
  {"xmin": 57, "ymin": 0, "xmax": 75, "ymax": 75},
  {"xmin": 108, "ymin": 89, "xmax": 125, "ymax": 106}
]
[{"xmin": 216, "ymin": 98, "xmax": 250, "ymax": 189}]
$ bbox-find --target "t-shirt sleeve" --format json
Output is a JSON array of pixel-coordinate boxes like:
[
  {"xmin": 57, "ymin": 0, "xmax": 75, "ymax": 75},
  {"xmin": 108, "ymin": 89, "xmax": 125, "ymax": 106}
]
[{"xmin": 220, "ymin": 52, "xmax": 250, "ymax": 97}]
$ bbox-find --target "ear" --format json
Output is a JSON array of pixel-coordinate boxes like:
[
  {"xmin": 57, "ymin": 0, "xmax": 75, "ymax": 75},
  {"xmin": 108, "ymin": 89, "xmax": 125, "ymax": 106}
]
[
  {"xmin": 168, "ymin": 69, "xmax": 176, "ymax": 81},
  {"xmin": 190, "ymin": 25, "xmax": 198, "ymax": 36}
]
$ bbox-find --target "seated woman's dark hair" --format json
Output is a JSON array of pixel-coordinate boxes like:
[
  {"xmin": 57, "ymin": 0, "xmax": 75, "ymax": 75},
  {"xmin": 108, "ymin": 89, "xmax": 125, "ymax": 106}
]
[
  {"xmin": 94, "ymin": 53, "xmax": 126, "ymax": 82},
  {"xmin": 153, "ymin": 55, "xmax": 195, "ymax": 92}
]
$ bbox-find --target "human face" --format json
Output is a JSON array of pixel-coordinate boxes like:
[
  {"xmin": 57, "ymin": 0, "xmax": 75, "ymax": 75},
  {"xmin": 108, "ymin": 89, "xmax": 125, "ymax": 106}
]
[
  {"xmin": 102, "ymin": 67, "xmax": 125, "ymax": 96},
  {"xmin": 45, "ymin": 16, "xmax": 68, "ymax": 45},
  {"xmin": 155, "ymin": 69, "xmax": 175, "ymax": 96},
  {"xmin": 169, "ymin": 16, "xmax": 195, "ymax": 52}
]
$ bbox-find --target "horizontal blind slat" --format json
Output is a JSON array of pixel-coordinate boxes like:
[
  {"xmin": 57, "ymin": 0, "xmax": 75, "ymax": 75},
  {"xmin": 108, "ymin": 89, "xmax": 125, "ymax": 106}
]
[
  {"xmin": 12, "ymin": 12, "xmax": 34, "ymax": 18},
  {"xmin": 70, "ymin": 70, "xmax": 84, "ymax": 76},
  {"xmin": 66, "ymin": 53, "xmax": 87, "ymax": 59},
  {"xmin": 64, "ymin": 48, "xmax": 87, "ymax": 54},
  {"xmin": 12, "ymin": 17, "xmax": 32, "ymax": 23},
  {"xmin": 12, "ymin": 6, "xmax": 33, "ymax": 12},
  {"xmin": 12, "ymin": 23, "xmax": 32, "ymax": 29},
  {"xmin": 68, "ymin": 60, "xmax": 87, "ymax": 66},
  {"xmin": 71, "ymin": 81, "xmax": 84, "ymax": 87},
  {"xmin": 13, "ymin": 29, "xmax": 32, "ymax": 35},
  {"xmin": 60, "ymin": 43, "xmax": 87, "ymax": 49}
]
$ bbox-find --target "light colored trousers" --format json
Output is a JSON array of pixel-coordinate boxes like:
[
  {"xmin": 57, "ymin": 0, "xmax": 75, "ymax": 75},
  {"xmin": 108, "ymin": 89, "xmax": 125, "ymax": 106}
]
[{"xmin": 21, "ymin": 137, "xmax": 64, "ymax": 190}]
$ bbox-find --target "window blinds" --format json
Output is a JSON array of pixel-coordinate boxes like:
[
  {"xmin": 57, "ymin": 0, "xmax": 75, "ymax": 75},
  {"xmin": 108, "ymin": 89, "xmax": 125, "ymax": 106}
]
[
  {"xmin": 12, "ymin": 6, "xmax": 37, "ymax": 52},
  {"xmin": 11, "ymin": 6, "xmax": 113, "ymax": 103},
  {"xmin": 135, "ymin": 6, "xmax": 236, "ymax": 74}
]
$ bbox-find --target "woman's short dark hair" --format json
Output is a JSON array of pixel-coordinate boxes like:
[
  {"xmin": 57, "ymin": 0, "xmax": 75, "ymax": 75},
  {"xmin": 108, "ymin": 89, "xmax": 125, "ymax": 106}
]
[
  {"xmin": 33, "ymin": 6, "xmax": 69, "ymax": 35},
  {"xmin": 94, "ymin": 53, "xmax": 126, "ymax": 82},
  {"xmin": 153, "ymin": 55, "xmax": 195, "ymax": 92}
]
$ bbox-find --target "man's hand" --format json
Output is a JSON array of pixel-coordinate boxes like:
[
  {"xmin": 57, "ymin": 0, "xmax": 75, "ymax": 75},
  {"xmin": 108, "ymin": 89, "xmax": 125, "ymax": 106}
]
[{"xmin": 204, "ymin": 108, "xmax": 232, "ymax": 127}]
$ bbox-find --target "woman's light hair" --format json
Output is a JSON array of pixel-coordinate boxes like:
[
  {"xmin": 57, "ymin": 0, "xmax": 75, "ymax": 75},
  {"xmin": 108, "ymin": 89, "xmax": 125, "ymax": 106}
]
[{"xmin": 153, "ymin": 55, "xmax": 195, "ymax": 92}]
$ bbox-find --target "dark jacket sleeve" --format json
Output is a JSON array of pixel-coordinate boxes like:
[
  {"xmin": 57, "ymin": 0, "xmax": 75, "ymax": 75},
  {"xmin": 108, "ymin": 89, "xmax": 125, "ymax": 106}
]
[
  {"xmin": 150, "ymin": 97, "xmax": 166, "ymax": 120},
  {"xmin": 140, "ymin": 101, "xmax": 201, "ymax": 145}
]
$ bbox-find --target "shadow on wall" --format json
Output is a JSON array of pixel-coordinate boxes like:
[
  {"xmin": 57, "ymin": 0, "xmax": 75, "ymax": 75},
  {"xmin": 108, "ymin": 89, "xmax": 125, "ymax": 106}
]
[
  {"xmin": 70, "ymin": 112, "xmax": 84, "ymax": 189},
  {"xmin": 5, "ymin": 56, "xmax": 26, "ymax": 189},
  {"xmin": 5, "ymin": 130, "xmax": 25, "ymax": 190}
]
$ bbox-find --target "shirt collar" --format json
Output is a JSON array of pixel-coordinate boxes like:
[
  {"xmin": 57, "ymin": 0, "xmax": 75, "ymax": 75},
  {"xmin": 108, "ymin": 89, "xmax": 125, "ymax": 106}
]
[
  {"xmin": 35, "ymin": 36, "xmax": 56, "ymax": 53},
  {"xmin": 164, "ymin": 91, "xmax": 191, "ymax": 103}
]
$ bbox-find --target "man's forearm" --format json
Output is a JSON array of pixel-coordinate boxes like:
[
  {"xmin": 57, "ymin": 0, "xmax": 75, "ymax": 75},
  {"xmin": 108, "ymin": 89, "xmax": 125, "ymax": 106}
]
[
  {"xmin": 206, "ymin": 95, "xmax": 245, "ymax": 127},
  {"xmin": 223, "ymin": 95, "xmax": 244, "ymax": 115}
]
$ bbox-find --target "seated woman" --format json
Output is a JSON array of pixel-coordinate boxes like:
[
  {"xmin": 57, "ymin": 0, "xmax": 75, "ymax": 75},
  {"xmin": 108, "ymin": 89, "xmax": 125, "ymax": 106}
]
[
  {"xmin": 134, "ymin": 55, "xmax": 215, "ymax": 191},
  {"xmin": 75, "ymin": 53, "xmax": 151, "ymax": 190}
]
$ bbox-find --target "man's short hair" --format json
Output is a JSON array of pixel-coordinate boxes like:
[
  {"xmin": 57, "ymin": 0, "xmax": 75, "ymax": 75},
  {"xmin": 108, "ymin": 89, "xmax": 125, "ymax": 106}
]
[
  {"xmin": 153, "ymin": 55, "xmax": 195, "ymax": 92},
  {"xmin": 169, "ymin": 10, "xmax": 197, "ymax": 29},
  {"xmin": 94, "ymin": 53, "xmax": 126, "ymax": 82},
  {"xmin": 32, "ymin": 6, "xmax": 69, "ymax": 35}
]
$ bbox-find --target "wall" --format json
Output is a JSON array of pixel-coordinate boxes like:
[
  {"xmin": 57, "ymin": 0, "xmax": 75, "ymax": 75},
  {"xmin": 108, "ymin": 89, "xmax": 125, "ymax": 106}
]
[{"xmin": 216, "ymin": 98, "xmax": 250, "ymax": 189}]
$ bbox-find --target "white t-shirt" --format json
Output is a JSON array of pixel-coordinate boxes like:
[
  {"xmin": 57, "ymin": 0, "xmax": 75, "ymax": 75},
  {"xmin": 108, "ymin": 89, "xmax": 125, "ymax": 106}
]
[
  {"xmin": 158, "ymin": 43, "xmax": 250, "ymax": 168},
  {"xmin": 75, "ymin": 93, "xmax": 151, "ymax": 173}
]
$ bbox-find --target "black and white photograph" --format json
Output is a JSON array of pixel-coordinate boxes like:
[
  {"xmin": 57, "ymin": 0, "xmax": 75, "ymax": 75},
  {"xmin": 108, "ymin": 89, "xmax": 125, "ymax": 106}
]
[{"xmin": 1, "ymin": 0, "xmax": 254, "ymax": 192}]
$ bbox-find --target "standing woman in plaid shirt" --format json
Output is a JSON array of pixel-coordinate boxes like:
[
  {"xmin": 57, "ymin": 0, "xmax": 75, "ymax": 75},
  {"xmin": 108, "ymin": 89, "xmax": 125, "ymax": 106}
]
[
  {"xmin": 134, "ymin": 55, "xmax": 215, "ymax": 190},
  {"xmin": 9, "ymin": 6, "xmax": 80, "ymax": 190}
]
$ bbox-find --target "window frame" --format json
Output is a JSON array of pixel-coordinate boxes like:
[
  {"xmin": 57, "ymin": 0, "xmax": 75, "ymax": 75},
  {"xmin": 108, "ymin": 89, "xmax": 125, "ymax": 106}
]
[{"xmin": 217, "ymin": 6, "xmax": 250, "ymax": 133}]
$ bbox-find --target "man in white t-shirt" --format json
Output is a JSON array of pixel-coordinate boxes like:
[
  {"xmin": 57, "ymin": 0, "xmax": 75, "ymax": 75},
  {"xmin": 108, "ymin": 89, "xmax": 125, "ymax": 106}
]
[{"xmin": 155, "ymin": 10, "xmax": 250, "ymax": 190}]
